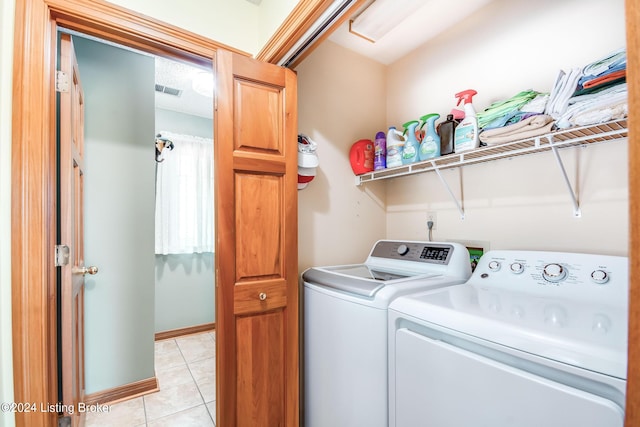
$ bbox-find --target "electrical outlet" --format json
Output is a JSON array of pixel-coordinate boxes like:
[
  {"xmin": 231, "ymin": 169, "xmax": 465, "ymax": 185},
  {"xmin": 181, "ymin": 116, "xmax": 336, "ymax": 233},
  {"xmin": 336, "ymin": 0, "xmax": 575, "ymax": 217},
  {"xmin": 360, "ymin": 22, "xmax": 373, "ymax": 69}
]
[{"xmin": 427, "ymin": 211, "xmax": 437, "ymax": 231}]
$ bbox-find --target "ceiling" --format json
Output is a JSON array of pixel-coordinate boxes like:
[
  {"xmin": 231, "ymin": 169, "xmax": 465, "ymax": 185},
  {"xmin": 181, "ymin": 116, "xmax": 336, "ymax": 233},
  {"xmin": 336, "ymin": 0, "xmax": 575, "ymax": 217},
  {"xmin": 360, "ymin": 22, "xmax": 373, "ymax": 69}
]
[
  {"xmin": 153, "ymin": 0, "xmax": 495, "ymax": 118},
  {"xmin": 154, "ymin": 57, "xmax": 214, "ymax": 119},
  {"xmin": 328, "ymin": 0, "xmax": 494, "ymax": 65}
]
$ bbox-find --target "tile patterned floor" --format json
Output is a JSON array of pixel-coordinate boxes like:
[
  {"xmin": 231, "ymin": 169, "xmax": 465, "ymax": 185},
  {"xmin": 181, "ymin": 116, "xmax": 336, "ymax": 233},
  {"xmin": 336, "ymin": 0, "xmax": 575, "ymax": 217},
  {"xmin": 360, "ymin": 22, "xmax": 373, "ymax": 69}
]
[{"xmin": 85, "ymin": 331, "xmax": 216, "ymax": 427}]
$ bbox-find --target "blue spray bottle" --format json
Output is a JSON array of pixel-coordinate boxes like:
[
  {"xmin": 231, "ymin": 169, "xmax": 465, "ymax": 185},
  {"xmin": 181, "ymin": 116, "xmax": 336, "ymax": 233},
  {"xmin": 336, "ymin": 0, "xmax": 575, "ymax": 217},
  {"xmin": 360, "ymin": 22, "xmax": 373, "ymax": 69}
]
[
  {"xmin": 418, "ymin": 113, "xmax": 441, "ymax": 160},
  {"xmin": 401, "ymin": 120, "xmax": 420, "ymax": 165}
]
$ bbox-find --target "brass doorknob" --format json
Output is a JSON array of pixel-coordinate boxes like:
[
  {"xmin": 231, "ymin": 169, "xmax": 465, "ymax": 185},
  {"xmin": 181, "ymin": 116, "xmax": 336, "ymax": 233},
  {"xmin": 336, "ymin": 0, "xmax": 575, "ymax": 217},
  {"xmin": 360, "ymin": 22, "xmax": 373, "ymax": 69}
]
[
  {"xmin": 73, "ymin": 266, "xmax": 99, "ymax": 275},
  {"xmin": 259, "ymin": 292, "xmax": 267, "ymax": 301}
]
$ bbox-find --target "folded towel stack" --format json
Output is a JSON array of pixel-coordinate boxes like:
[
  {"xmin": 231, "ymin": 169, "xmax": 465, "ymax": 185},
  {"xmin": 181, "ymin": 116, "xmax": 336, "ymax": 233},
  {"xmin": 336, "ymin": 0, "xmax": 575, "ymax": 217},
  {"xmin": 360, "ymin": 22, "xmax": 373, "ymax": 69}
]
[
  {"xmin": 547, "ymin": 48, "xmax": 627, "ymax": 129},
  {"xmin": 477, "ymin": 90, "xmax": 545, "ymax": 130},
  {"xmin": 473, "ymin": 48, "xmax": 628, "ymax": 147},
  {"xmin": 479, "ymin": 114, "xmax": 555, "ymax": 146}
]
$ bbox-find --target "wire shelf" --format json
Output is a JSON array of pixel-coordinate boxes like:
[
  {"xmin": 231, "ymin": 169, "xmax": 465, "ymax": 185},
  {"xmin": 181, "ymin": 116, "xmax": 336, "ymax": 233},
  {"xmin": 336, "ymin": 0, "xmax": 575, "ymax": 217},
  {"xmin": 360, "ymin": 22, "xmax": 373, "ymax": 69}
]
[{"xmin": 356, "ymin": 118, "xmax": 628, "ymax": 185}]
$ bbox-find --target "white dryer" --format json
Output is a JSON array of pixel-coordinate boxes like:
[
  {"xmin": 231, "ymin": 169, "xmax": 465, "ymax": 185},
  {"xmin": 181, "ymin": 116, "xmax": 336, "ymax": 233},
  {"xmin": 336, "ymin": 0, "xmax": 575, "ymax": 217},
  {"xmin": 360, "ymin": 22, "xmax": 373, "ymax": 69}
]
[
  {"xmin": 302, "ymin": 240, "xmax": 472, "ymax": 427},
  {"xmin": 388, "ymin": 250, "xmax": 628, "ymax": 427}
]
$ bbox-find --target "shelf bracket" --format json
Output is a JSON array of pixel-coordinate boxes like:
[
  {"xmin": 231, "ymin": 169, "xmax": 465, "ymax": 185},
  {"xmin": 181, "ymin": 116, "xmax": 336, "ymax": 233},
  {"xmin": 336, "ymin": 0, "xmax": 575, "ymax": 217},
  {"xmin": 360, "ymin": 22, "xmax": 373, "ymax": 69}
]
[
  {"xmin": 547, "ymin": 135, "xmax": 581, "ymax": 218},
  {"xmin": 430, "ymin": 161, "xmax": 465, "ymax": 219}
]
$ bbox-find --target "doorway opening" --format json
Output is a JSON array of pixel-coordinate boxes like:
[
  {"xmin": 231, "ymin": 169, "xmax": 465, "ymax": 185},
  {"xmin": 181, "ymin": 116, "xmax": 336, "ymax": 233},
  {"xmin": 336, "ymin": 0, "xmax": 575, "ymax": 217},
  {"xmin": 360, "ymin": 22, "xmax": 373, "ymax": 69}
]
[{"xmin": 56, "ymin": 28, "xmax": 216, "ymax": 425}]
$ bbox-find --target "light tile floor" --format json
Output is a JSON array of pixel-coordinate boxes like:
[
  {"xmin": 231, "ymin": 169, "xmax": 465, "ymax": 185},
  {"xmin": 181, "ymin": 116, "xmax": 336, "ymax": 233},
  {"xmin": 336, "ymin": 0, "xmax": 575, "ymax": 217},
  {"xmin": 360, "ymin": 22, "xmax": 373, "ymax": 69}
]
[{"xmin": 85, "ymin": 331, "xmax": 216, "ymax": 427}]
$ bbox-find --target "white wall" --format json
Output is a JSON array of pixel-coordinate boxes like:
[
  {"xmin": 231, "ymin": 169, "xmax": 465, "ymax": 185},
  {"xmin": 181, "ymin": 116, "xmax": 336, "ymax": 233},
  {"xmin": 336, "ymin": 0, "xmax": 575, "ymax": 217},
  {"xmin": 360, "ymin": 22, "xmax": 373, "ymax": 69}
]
[
  {"xmin": 384, "ymin": 0, "xmax": 628, "ymax": 255},
  {"xmin": 296, "ymin": 41, "xmax": 388, "ymax": 270},
  {"xmin": 0, "ymin": 0, "xmax": 15, "ymax": 424},
  {"xmin": 257, "ymin": 0, "xmax": 298, "ymax": 51},
  {"xmin": 105, "ymin": 0, "xmax": 297, "ymax": 56}
]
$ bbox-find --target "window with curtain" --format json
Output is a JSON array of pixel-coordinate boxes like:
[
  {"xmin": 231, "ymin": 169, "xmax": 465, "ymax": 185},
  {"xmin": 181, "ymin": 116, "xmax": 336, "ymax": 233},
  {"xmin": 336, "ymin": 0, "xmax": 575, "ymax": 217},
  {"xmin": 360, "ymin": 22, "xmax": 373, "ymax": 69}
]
[{"xmin": 155, "ymin": 131, "xmax": 214, "ymax": 254}]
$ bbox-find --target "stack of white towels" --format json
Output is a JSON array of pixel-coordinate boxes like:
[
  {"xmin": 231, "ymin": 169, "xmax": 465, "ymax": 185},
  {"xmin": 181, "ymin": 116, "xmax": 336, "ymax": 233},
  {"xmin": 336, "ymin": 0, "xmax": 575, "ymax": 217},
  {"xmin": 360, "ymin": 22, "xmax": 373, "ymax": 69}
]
[{"xmin": 545, "ymin": 48, "xmax": 627, "ymax": 129}]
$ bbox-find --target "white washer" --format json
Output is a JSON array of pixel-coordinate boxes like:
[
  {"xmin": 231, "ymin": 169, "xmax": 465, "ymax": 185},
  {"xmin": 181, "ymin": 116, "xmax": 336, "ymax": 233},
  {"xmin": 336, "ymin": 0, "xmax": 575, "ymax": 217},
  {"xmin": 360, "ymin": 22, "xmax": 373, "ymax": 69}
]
[
  {"xmin": 389, "ymin": 250, "xmax": 628, "ymax": 427},
  {"xmin": 302, "ymin": 240, "xmax": 472, "ymax": 427}
]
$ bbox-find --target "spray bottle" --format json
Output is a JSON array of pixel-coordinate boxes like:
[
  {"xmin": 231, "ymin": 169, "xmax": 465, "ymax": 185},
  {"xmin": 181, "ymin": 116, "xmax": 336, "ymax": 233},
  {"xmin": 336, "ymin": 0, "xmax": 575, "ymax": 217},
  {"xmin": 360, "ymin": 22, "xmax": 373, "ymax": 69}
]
[
  {"xmin": 401, "ymin": 120, "xmax": 420, "ymax": 164},
  {"xmin": 418, "ymin": 113, "xmax": 441, "ymax": 161},
  {"xmin": 453, "ymin": 89, "xmax": 479, "ymax": 152}
]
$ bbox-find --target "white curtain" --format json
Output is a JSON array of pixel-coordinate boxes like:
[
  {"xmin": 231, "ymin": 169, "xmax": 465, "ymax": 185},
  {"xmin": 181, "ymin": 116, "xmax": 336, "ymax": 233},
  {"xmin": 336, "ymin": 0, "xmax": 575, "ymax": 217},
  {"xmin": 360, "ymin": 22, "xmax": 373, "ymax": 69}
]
[{"xmin": 155, "ymin": 131, "xmax": 214, "ymax": 254}]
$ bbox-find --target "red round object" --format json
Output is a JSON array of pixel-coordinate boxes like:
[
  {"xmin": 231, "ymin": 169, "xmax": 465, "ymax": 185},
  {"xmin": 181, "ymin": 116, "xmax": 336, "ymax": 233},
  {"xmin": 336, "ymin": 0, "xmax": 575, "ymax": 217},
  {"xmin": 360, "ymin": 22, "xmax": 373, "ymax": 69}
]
[{"xmin": 349, "ymin": 139, "xmax": 374, "ymax": 175}]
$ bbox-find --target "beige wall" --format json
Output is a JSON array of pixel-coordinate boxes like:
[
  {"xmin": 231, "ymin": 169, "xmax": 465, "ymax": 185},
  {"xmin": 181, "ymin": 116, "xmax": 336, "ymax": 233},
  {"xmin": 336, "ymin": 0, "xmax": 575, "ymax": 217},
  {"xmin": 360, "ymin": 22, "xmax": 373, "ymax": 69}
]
[
  {"xmin": 296, "ymin": 0, "xmax": 628, "ymax": 264},
  {"xmin": 0, "ymin": 0, "xmax": 15, "ymax": 424},
  {"xmin": 384, "ymin": 0, "xmax": 628, "ymax": 255},
  {"xmin": 296, "ymin": 41, "xmax": 387, "ymax": 270},
  {"xmin": 105, "ymin": 0, "xmax": 297, "ymax": 55}
]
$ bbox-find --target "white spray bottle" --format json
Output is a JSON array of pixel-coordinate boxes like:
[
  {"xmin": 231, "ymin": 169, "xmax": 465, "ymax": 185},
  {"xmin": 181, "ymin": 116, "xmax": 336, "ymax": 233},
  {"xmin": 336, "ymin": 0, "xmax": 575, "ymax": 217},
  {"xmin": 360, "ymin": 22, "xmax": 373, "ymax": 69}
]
[{"xmin": 453, "ymin": 89, "xmax": 479, "ymax": 152}]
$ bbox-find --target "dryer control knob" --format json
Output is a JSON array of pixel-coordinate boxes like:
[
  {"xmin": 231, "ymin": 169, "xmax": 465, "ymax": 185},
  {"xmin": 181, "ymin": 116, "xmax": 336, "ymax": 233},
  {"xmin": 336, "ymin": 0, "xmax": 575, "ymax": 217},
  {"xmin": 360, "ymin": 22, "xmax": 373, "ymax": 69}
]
[
  {"xmin": 488, "ymin": 261, "xmax": 501, "ymax": 272},
  {"xmin": 591, "ymin": 269, "xmax": 609, "ymax": 285},
  {"xmin": 542, "ymin": 263, "xmax": 567, "ymax": 282},
  {"xmin": 397, "ymin": 244, "xmax": 409, "ymax": 256},
  {"xmin": 510, "ymin": 262, "xmax": 525, "ymax": 274}
]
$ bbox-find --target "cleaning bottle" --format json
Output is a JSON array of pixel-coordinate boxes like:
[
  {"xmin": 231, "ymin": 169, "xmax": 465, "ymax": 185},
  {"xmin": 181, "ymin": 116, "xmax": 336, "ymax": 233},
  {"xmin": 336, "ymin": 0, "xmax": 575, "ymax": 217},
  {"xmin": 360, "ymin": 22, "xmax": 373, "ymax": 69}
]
[
  {"xmin": 373, "ymin": 131, "xmax": 386, "ymax": 170},
  {"xmin": 437, "ymin": 114, "xmax": 458, "ymax": 156},
  {"xmin": 401, "ymin": 120, "xmax": 420, "ymax": 164},
  {"xmin": 385, "ymin": 126, "xmax": 405, "ymax": 168},
  {"xmin": 418, "ymin": 114, "xmax": 441, "ymax": 160},
  {"xmin": 454, "ymin": 89, "xmax": 480, "ymax": 152}
]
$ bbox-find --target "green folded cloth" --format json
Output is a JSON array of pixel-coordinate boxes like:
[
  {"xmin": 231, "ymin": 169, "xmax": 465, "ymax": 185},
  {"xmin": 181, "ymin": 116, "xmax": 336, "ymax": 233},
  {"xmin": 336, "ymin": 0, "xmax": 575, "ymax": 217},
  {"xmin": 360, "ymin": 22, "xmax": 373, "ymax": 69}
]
[{"xmin": 477, "ymin": 90, "xmax": 544, "ymax": 129}]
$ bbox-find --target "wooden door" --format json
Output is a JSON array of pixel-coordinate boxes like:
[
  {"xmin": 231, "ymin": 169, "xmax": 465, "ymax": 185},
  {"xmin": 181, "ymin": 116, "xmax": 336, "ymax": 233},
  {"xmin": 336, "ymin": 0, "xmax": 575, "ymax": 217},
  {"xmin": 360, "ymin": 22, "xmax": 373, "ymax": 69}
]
[
  {"xmin": 58, "ymin": 33, "xmax": 90, "ymax": 427},
  {"xmin": 215, "ymin": 50, "xmax": 299, "ymax": 427}
]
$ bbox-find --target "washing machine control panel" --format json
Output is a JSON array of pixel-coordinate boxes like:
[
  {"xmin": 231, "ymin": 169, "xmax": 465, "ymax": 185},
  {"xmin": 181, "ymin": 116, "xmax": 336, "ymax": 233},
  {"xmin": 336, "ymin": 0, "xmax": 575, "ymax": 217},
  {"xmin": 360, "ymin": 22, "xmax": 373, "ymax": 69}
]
[{"xmin": 370, "ymin": 240, "xmax": 454, "ymax": 265}]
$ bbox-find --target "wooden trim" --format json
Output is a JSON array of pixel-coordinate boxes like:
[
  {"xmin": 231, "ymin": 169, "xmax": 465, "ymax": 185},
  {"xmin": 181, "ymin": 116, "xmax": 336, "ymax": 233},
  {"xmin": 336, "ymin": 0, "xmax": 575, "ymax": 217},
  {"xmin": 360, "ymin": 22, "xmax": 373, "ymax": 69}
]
[
  {"xmin": 255, "ymin": 0, "xmax": 368, "ymax": 68},
  {"xmin": 256, "ymin": 0, "xmax": 333, "ymax": 63},
  {"xmin": 283, "ymin": 66, "xmax": 300, "ymax": 427},
  {"xmin": 625, "ymin": 0, "xmax": 639, "ymax": 426},
  {"xmin": 286, "ymin": 0, "xmax": 368, "ymax": 69},
  {"xmin": 11, "ymin": 1, "xmax": 58, "ymax": 426},
  {"xmin": 154, "ymin": 323, "xmax": 216, "ymax": 341},
  {"xmin": 213, "ymin": 48, "xmax": 236, "ymax": 427},
  {"xmin": 83, "ymin": 377, "xmax": 159, "ymax": 406}
]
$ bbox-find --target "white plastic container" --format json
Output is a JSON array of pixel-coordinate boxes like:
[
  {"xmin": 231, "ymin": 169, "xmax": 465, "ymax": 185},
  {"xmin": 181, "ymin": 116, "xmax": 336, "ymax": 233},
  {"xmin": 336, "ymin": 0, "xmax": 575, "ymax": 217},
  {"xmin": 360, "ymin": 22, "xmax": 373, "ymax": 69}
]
[{"xmin": 386, "ymin": 126, "xmax": 405, "ymax": 168}]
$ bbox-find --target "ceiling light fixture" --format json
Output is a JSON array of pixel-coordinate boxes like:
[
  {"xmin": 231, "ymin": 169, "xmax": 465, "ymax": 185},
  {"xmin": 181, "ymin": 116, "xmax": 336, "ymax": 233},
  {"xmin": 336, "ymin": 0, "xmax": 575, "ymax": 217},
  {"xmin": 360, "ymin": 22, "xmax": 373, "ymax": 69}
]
[
  {"xmin": 349, "ymin": 0, "xmax": 424, "ymax": 43},
  {"xmin": 192, "ymin": 71, "xmax": 214, "ymax": 98}
]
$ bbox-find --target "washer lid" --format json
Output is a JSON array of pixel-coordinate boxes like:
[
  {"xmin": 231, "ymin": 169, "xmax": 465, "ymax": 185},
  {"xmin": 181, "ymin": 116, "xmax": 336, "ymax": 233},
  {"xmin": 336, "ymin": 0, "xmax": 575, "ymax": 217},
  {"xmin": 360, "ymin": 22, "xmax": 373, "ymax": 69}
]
[
  {"xmin": 390, "ymin": 284, "xmax": 628, "ymax": 379},
  {"xmin": 302, "ymin": 264, "xmax": 440, "ymax": 298}
]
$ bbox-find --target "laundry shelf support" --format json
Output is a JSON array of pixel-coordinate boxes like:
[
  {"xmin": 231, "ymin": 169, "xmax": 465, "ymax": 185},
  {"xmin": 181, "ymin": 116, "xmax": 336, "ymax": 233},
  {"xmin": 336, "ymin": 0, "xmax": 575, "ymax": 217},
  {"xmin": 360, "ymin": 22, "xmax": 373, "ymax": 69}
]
[
  {"xmin": 547, "ymin": 135, "xmax": 582, "ymax": 217},
  {"xmin": 430, "ymin": 161, "xmax": 465, "ymax": 220}
]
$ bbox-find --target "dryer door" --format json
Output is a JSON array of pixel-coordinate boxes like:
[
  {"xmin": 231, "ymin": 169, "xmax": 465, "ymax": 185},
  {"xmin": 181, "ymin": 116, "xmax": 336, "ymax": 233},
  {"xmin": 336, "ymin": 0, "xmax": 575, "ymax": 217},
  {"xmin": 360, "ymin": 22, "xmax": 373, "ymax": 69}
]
[{"xmin": 393, "ymin": 328, "xmax": 624, "ymax": 427}]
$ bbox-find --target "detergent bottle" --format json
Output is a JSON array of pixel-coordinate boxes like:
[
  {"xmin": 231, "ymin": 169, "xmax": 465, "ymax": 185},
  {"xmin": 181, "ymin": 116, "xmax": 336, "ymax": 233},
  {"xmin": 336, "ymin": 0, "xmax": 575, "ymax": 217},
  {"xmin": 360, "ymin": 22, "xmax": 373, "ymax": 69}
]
[
  {"xmin": 418, "ymin": 113, "xmax": 441, "ymax": 161},
  {"xmin": 453, "ymin": 89, "xmax": 480, "ymax": 152},
  {"xmin": 437, "ymin": 114, "xmax": 459, "ymax": 156},
  {"xmin": 373, "ymin": 131, "xmax": 386, "ymax": 170},
  {"xmin": 385, "ymin": 126, "xmax": 405, "ymax": 168},
  {"xmin": 401, "ymin": 120, "xmax": 420, "ymax": 164}
]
